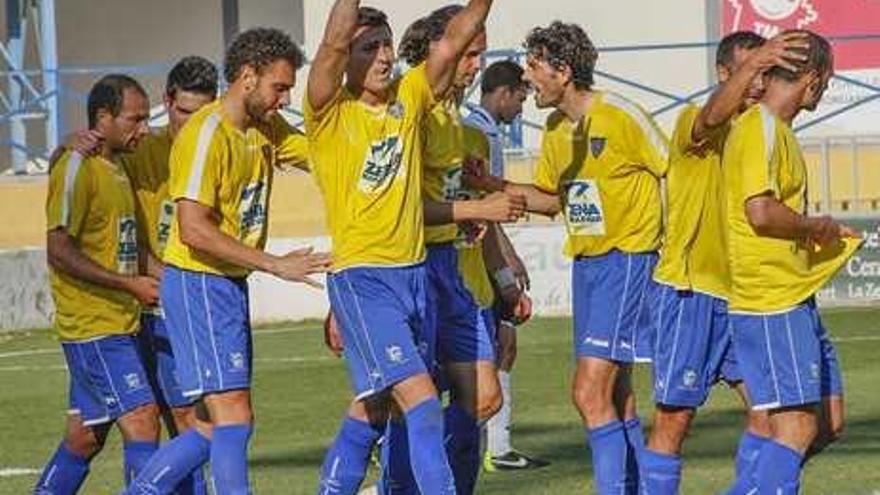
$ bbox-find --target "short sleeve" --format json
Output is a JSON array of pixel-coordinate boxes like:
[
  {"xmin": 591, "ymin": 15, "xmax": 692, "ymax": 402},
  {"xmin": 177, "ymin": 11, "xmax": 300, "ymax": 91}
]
[
  {"xmin": 735, "ymin": 107, "xmax": 778, "ymax": 200},
  {"xmin": 167, "ymin": 114, "xmax": 224, "ymax": 208},
  {"xmin": 46, "ymin": 151, "xmax": 91, "ymax": 238},
  {"xmin": 268, "ymin": 115, "xmax": 310, "ymax": 171},
  {"xmin": 397, "ymin": 63, "xmax": 436, "ymax": 121}
]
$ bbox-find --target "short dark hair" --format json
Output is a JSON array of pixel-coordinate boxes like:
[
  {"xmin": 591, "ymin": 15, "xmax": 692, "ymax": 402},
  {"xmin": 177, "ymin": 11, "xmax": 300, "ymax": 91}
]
[
  {"xmin": 87, "ymin": 74, "xmax": 147, "ymax": 129},
  {"xmin": 481, "ymin": 60, "xmax": 525, "ymax": 95},
  {"xmin": 766, "ymin": 30, "xmax": 833, "ymax": 82},
  {"xmin": 166, "ymin": 56, "xmax": 219, "ymax": 99},
  {"xmin": 524, "ymin": 22, "xmax": 598, "ymax": 91},
  {"xmin": 399, "ymin": 5, "xmax": 463, "ymax": 66},
  {"xmin": 223, "ymin": 27, "xmax": 304, "ymax": 84},
  {"xmin": 716, "ymin": 31, "xmax": 765, "ymax": 68},
  {"xmin": 357, "ymin": 6, "xmax": 390, "ymax": 30}
]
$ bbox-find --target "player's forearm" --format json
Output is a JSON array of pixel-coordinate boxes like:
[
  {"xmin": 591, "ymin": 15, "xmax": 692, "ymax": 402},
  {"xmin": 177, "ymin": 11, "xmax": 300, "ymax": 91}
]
[
  {"xmin": 693, "ymin": 63, "xmax": 760, "ymax": 143},
  {"xmin": 308, "ymin": 0, "xmax": 359, "ymax": 110},
  {"xmin": 47, "ymin": 231, "xmax": 134, "ymax": 292},
  {"xmin": 143, "ymin": 249, "xmax": 164, "ymax": 280},
  {"xmin": 179, "ymin": 220, "xmax": 279, "ymax": 274},
  {"xmin": 505, "ymin": 182, "xmax": 561, "ymax": 217},
  {"xmin": 481, "ymin": 223, "xmax": 507, "ymax": 272},
  {"xmin": 424, "ymin": 198, "xmax": 489, "ymax": 224},
  {"xmin": 745, "ymin": 196, "xmax": 812, "ymax": 241}
]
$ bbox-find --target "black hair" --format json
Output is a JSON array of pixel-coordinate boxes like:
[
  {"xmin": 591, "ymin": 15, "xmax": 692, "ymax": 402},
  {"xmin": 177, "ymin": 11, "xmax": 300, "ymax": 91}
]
[
  {"xmin": 166, "ymin": 56, "xmax": 219, "ymax": 99},
  {"xmin": 524, "ymin": 21, "xmax": 598, "ymax": 91},
  {"xmin": 766, "ymin": 30, "xmax": 833, "ymax": 81},
  {"xmin": 223, "ymin": 27, "xmax": 304, "ymax": 84},
  {"xmin": 481, "ymin": 59, "xmax": 525, "ymax": 96},
  {"xmin": 87, "ymin": 74, "xmax": 147, "ymax": 129},
  {"xmin": 716, "ymin": 31, "xmax": 765, "ymax": 68},
  {"xmin": 399, "ymin": 5, "xmax": 463, "ymax": 66},
  {"xmin": 357, "ymin": 6, "xmax": 391, "ymax": 30}
]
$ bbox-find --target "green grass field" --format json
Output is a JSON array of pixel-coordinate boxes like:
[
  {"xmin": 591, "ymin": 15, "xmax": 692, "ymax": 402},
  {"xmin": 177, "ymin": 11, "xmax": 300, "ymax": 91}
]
[{"xmin": 2, "ymin": 308, "xmax": 880, "ymax": 494}]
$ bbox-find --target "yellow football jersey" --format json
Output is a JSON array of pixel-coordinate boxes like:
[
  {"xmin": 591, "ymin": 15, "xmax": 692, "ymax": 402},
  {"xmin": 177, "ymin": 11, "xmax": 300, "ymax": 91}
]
[
  {"xmin": 46, "ymin": 152, "xmax": 140, "ymax": 341},
  {"xmin": 304, "ymin": 64, "xmax": 435, "ymax": 271},
  {"xmin": 121, "ymin": 127, "xmax": 174, "ymax": 258},
  {"xmin": 723, "ymin": 104, "xmax": 861, "ymax": 313},
  {"xmin": 534, "ymin": 91, "xmax": 669, "ymax": 258},
  {"xmin": 163, "ymin": 100, "xmax": 309, "ymax": 277},
  {"xmin": 654, "ymin": 104, "xmax": 730, "ymax": 299}
]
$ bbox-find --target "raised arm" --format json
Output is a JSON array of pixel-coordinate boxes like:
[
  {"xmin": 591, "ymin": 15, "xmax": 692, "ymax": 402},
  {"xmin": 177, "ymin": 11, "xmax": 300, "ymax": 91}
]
[
  {"xmin": 425, "ymin": 0, "xmax": 493, "ymax": 98},
  {"xmin": 693, "ymin": 32, "xmax": 808, "ymax": 145},
  {"xmin": 307, "ymin": 0, "xmax": 360, "ymax": 113}
]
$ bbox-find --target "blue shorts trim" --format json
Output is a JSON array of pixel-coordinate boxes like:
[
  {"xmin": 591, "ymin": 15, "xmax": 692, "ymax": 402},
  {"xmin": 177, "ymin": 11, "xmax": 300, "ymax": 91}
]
[
  {"xmin": 572, "ymin": 250, "xmax": 657, "ymax": 363},
  {"xmin": 63, "ymin": 334, "xmax": 155, "ymax": 426},
  {"xmin": 651, "ymin": 285, "xmax": 738, "ymax": 408},
  {"xmin": 160, "ymin": 266, "xmax": 252, "ymax": 399},
  {"xmin": 136, "ymin": 314, "xmax": 192, "ymax": 408},
  {"xmin": 731, "ymin": 301, "xmax": 842, "ymax": 410},
  {"xmin": 328, "ymin": 264, "xmax": 429, "ymax": 400},
  {"xmin": 427, "ymin": 244, "xmax": 497, "ymax": 365}
]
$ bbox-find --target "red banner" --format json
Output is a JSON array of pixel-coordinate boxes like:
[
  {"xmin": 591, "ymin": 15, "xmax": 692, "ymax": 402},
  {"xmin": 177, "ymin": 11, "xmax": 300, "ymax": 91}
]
[{"xmin": 720, "ymin": 0, "xmax": 880, "ymax": 71}]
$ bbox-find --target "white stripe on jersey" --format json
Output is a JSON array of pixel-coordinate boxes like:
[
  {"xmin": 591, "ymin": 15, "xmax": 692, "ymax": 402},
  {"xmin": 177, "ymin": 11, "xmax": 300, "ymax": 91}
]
[
  {"xmin": 184, "ymin": 111, "xmax": 222, "ymax": 200},
  {"xmin": 61, "ymin": 152, "xmax": 84, "ymax": 227},
  {"xmin": 758, "ymin": 104, "xmax": 778, "ymax": 192}
]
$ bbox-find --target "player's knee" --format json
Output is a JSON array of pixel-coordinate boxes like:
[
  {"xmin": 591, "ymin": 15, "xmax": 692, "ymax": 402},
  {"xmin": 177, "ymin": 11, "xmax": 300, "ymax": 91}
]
[
  {"xmin": 650, "ymin": 407, "xmax": 693, "ymax": 452},
  {"xmin": 64, "ymin": 425, "xmax": 105, "ymax": 459},
  {"xmin": 476, "ymin": 386, "xmax": 503, "ymax": 422},
  {"xmin": 170, "ymin": 406, "xmax": 198, "ymax": 433},
  {"xmin": 746, "ymin": 410, "xmax": 772, "ymax": 438},
  {"xmin": 119, "ymin": 403, "xmax": 161, "ymax": 442},
  {"xmin": 571, "ymin": 380, "xmax": 612, "ymax": 418}
]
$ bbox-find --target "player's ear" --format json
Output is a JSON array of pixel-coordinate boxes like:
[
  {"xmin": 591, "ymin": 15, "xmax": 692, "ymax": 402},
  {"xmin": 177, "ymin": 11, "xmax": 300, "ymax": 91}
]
[{"xmin": 240, "ymin": 65, "xmax": 259, "ymax": 93}]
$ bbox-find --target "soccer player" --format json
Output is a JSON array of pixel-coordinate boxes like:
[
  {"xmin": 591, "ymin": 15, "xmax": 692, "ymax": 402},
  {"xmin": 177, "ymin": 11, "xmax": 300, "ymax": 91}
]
[
  {"xmin": 35, "ymin": 74, "xmax": 160, "ymax": 494},
  {"xmin": 463, "ymin": 59, "xmax": 549, "ymax": 471},
  {"xmin": 306, "ymin": 1, "xmax": 493, "ymax": 493},
  {"xmin": 722, "ymin": 30, "xmax": 861, "ymax": 494},
  {"xmin": 123, "ymin": 28, "xmax": 329, "ymax": 495},
  {"xmin": 121, "ymin": 56, "xmax": 218, "ymax": 495},
  {"xmin": 466, "ymin": 22, "xmax": 669, "ymax": 494},
  {"xmin": 375, "ymin": 9, "xmax": 527, "ymax": 493},
  {"xmin": 639, "ymin": 32, "xmax": 812, "ymax": 494}
]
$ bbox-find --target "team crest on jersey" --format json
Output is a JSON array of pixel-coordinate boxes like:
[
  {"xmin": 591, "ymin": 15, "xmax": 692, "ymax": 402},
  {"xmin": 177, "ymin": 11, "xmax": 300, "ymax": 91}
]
[
  {"xmin": 117, "ymin": 216, "xmax": 138, "ymax": 275},
  {"xmin": 589, "ymin": 137, "xmax": 606, "ymax": 159},
  {"xmin": 359, "ymin": 135, "xmax": 404, "ymax": 193}
]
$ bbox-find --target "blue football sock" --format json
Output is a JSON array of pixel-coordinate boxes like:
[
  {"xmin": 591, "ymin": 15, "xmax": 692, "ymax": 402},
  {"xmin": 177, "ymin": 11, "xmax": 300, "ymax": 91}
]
[
  {"xmin": 725, "ymin": 431, "xmax": 770, "ymax": 495},
  {"xmin": 123, "ymin": 441, "xmax": 158, "ymax": 485},
  {"xmin": 177, "ymin": 465, "xmax": 209, "ymax": 495},
  {"xmin": 122, "ymin": 428, "xmax": 210, "ymax": 495},
  {"xmin": 33, "ymin": 442, "xmax": 90, "ymax": 495},
  {"xmin": 210, "ymin": 424, "xmax": 253, "ymax": 495},
  {"xmin": 736, "ymin": 431, "xmax": 769, "ymax": 477},
  {"xmin": 404, "ymin": 397, "xmax": 456, "ymax": 495},
  {"xmin": 753, "ymin": 440, "xmax": 803, "ymax": 495},
  {"xmin": 378, "ymin": 419, "xmax": 418, "ymax": 495},
  {"xmin": 444, "ymin": 403, "xmax": 481, "ymax": 494},
  {"xmin": 317, "ymin": 416, "xmax": 383, "ymax": 495},
  {"xmin": 639, "ymin": 448, "xmax": 682, "ymax": 495},
  {"xmin": 623, "ymin": 417, "xmax": 645, "ymax": 494},
  {"xmin": 588, "ymin": 421, "xmax": 628, "ymax": 495}
]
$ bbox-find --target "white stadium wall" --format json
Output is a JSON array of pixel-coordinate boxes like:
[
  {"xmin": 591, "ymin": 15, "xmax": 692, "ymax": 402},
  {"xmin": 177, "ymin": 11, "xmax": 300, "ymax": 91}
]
[{"xmin": 4, "ymin": 222, "xmax": 880, "ymax": 332}]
